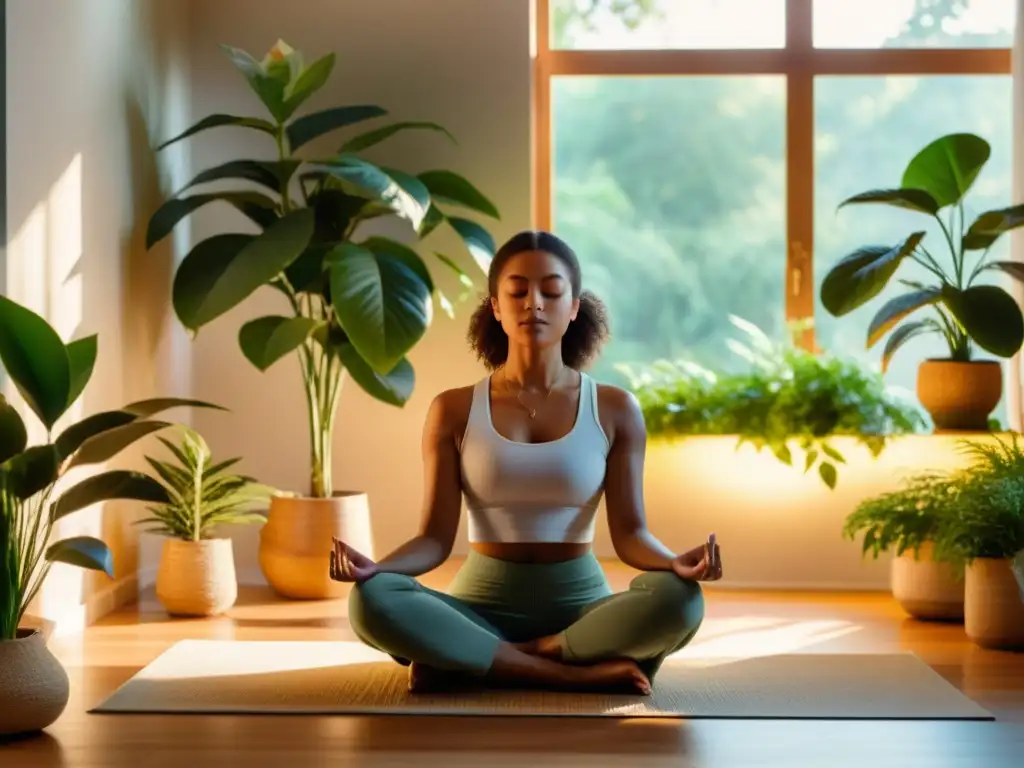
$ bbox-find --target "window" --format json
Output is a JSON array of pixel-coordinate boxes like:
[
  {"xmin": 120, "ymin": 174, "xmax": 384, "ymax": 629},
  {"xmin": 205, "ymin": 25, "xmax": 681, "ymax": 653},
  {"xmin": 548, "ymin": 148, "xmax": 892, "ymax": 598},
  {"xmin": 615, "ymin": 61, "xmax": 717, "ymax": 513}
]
[{"xmin": 534, "ymin": 0, "xmax": 1014, "ymax": 402}]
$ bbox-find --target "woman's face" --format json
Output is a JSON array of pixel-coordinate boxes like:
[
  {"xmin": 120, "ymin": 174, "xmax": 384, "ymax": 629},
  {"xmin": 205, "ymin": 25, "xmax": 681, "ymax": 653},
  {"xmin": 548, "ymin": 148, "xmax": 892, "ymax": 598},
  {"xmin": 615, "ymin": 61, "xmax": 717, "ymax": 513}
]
[{"xmin": 491, "ymin": 249, "xmax": 580, "ymax": 354}]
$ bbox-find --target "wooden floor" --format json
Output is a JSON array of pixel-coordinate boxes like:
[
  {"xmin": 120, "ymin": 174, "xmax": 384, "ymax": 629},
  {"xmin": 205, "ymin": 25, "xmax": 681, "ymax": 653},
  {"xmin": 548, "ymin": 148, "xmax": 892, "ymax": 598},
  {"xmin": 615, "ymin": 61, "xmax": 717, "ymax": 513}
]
[{"xmin": 6, "ymin": 560, "xmax": 1024, "ymax": 767}]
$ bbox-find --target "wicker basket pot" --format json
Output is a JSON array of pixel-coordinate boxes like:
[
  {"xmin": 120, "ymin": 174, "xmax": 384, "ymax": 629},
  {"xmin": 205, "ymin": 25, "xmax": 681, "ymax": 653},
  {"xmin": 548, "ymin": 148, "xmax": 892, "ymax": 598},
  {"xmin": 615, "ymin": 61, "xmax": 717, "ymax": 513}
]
[{"xmin": 155, "ymin": 537, "xmax": 238, "ymax": 617}]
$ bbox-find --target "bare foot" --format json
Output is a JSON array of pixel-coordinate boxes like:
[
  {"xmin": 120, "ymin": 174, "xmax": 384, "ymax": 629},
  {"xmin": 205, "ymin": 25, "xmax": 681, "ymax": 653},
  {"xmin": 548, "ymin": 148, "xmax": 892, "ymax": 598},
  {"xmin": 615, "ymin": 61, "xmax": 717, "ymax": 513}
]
[
  {"xmin": 408, "ymin": 663, "xmax": 480, "ymax": 693},
  {"xmin": 573, "ymin": 659, "xmax": 652, "ymax": 695}
]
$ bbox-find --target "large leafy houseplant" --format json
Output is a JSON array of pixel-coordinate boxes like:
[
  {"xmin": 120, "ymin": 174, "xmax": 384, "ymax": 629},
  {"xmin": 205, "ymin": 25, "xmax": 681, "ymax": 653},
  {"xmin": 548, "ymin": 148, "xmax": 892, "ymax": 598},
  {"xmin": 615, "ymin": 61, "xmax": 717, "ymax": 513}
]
[
  {"xmin": 146, "ymin": 40, "xmax": 501, "ymax": 498},
  {"xmin": 0, "ymin": 296, "xmax": 217, "ymax": 640},
  {"xmin": 618, "ymin": 316, "xmax": 925, "ymax": 489},
  {"xmin": 819, "ymin": 132, "xmax": 1024, "ymax": 371}
]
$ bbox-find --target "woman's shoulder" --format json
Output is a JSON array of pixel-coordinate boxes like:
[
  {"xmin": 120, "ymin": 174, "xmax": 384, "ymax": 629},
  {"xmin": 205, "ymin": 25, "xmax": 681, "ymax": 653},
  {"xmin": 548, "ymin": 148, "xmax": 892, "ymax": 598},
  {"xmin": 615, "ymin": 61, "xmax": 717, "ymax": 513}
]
[
  {"xmin": 593, "ymin": 379, "xmax": 642, "ymax": 417},
  {"xmin": 425, "ymin": 381, "xmax": 482, "ymax": 438}
]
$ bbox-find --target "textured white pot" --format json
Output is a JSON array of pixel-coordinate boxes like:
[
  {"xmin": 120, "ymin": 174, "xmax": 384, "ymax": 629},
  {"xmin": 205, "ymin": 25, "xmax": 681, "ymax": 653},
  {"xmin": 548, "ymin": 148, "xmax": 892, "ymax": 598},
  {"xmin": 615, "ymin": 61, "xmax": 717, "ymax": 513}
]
[{"xmin": 0, "ymin": 629, "xmax": 69, "ymax": 737}]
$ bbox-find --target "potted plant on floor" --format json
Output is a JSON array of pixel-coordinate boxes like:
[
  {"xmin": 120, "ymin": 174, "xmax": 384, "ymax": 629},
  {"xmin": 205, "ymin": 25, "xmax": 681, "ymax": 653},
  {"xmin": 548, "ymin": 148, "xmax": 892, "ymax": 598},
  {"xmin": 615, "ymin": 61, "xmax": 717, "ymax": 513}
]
[
  {"xmin": 932, "ymin": 434, "xmax": 1024, "ymax": 650},
  {"xmin": 145, "ymin": 40, "xmax": 501, "ymax": 599},
  {"xmin": 843, "ymin": 471, "xmax": 964, "ymax": 621},
  {"xmin": 135, "ymin": 425, "xmax": 274, "ymax": 617},
  {"xmin": 0, "ymin": 296, "xmax": 216, "ymax": 737},
  {"xmin": 819, "ymin": 132, "xmax": 1024, "ymax": 430}
]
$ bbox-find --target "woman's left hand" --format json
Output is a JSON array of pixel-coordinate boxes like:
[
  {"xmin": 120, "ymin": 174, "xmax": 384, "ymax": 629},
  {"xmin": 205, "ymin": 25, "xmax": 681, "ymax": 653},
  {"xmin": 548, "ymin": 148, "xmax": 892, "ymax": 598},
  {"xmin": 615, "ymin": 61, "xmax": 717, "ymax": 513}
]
[{"xmin": 671, "ymin": 534, "xmax": 722, "ymax": 582}]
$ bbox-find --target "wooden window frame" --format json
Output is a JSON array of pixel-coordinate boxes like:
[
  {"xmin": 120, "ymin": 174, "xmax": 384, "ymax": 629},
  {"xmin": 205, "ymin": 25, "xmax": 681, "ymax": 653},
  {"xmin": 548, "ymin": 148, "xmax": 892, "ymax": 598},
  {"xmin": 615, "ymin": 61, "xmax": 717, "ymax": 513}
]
[{"xmin": 530, "ymin": 0, "xmax": 1011, "ymax": 351}]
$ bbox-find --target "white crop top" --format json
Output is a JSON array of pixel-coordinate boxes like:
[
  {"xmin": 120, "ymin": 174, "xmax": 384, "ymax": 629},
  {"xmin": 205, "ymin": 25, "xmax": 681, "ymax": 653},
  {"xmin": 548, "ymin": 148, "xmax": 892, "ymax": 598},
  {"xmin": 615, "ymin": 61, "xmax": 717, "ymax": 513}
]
[{"xmin": 459, "ymin": 372, "xmax": 610, "ymax": 544}]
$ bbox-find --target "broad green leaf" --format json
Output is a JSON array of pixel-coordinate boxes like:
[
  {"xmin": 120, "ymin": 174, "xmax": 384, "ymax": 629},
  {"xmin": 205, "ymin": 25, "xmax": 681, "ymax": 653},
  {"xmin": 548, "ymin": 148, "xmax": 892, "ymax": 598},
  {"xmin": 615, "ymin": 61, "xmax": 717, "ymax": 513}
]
[
  {"xmin": 866, "ymin": 288, "xmax": 941, "ymax": 348},
  {"xmin": 173, "ymin": 209, "xmax": 315, "ymax": 331},
  {"xmin": 819, "ymin": 461, "xmax": 838, "ymax": 490},
  {"xmin": 45, "ymin": 536, "xmax": 114, "ymax": 578},
  {"xmin": 339, "ymin": 121, "xmax": 456, "ymax": 153},
  {"xmin": 220, "ymin": 44, "xmax": 290, "ymax": 123},
  {"xmin": 419, "ymin": 170, "xmax": 500, "ymax": 219},
  {"xmin": 120, "ymin": 397, "xmax": 227, "ymax": 418},
  {"xmin": 283, "ymin": 242, "xmax": 334, "ymax": 293},
  {"xmin": 380, "ymin": 168, "xmax": 432, "ymax": 225},
  {"xmin": 901, "ymin": 133, "xmax": 991, "ymax": 208},
  {"xmin": 361, "ymin": 237, "xmax": 434, "ymax": 292},
  {"xmin": 941, "ymin": 284, "xmax": 1024, "ymax": 357},
  {"xmin": 146, "ymin": 191, "xmax": 279, "ymax": 248},
  {"xmin": 337, "ymin": 342, "xmax": 415, "ymax": 406},
  {"xmin": 837, "ymin": 188, "xmax": 939, "ymax": 215},
  {"xmin": 327, "ymin": 243, "xmax": 432, "ymax": 374},
  {"xmin": 54, "ymin": 410, "xmax": 137, "ymax": 459},
  {"xmin": 179, "ymin": 159, "xmax": 301, "ymax": 196},
  {"xmin": 987, "ymin": 261, "xmax": 1024, "ymax": 284},
  {"xmin": 419, "ymin": 204, "xmax": 445, "ymax": 238},
  {"xmin": 963, "ymin": 204, "xmax": 1024, "ymax": 251},
  {"xmin": 0, "ymin": 397, "xmax": 27, "ymax": 465},
  {"xmin": 155, "ymin": 114, "xmax": 277, "ymax": 151},
  {"xmin": 282, "ymin": 53, "xmax": 335, "ymax": 120},
  {"xmin": 51, "ymin": 470, "xmax": 171, "ymax": 522},
  {"xmin": 0, "ymin": 445, "xmax": 59, "ymax": 499},
  {"xmin": 239, "ymin": 316, "xmax": 321, "ymax": 371},
  {"xmin": 881, "ymin": 321, "xmax": 937, "ymax": 374},
  {"xmin": 313, "ymin": 156, "xmax": 426, "ymax": 231},
  {"xmin": 66, "ymin": 420, "xmax": 173, "ymax": 470},
  {"xmin": 447, "ymin": 217, "xmax": 497, "ymax": 274},
  {"xmin": 819, "ymin": 232, "xmax": 925, "ymax": 317},
  {"xmin": 65, "ymin": 335, "xmax": 97, "ymax": 409},
  {"xmin": 286, "ymin": 105, "xmax": 388, "ymax": 151},
  {"xmin": 0, "ymin": 295, "xmax": 71, "ymax": 430}
]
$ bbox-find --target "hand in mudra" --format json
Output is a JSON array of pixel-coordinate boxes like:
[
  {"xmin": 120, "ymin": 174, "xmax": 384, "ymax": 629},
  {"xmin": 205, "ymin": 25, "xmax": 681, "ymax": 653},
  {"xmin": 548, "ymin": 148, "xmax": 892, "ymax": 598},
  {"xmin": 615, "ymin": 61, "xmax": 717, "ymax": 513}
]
[
  {"xmin": 671, "ymin": 533, "xmax": 723, "ymax": 582},
  {"xmin": 329, "ymin": 537, "xmax": 378, "ymax": 584}
]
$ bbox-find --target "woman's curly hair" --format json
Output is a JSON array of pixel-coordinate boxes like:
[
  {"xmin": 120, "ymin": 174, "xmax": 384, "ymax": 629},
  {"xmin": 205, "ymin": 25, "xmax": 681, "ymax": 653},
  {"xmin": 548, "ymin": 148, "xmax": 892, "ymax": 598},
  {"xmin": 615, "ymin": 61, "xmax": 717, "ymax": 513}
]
[{"xmin": 467, "ymin": 230, "xmax": 610, "ymax": 371}]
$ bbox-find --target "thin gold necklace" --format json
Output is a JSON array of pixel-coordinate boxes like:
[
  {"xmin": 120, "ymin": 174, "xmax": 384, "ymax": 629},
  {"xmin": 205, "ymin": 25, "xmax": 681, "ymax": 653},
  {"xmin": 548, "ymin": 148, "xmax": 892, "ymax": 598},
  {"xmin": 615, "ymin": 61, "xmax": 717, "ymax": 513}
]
[{"xmin": 503, "ymin": 368, "xmax": 563, "ymax": 419}]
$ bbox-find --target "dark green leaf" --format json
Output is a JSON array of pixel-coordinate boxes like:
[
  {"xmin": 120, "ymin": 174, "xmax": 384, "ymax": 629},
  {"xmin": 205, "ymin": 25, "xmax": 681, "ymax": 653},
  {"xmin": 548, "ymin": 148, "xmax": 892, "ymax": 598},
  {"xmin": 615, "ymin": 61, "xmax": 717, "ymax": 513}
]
[
  {"xmin": 361, "ymin": 237, "xmax": 434, "ymax": 292},
  {"xmin": 339, "ymin": 120, "xmax": 455, "ymax": 153},
  {"xmin": 312, "ymin": 156, "xmax": 426, "ymax": 231},
  {"xmin": 327, "ymin": 243, "xmax": 432, "ymax": 374},
  {"xmin": 881, "ymin": 321, "xmax": 938, "ymax": 374},
  {"xmin": 65, "ymin": 335, "xmax": 97, "ymax": 409},
  {"xmin": 45, "ymin": 536, "xmax": 114, "ymax": 578},
  {"xmin": 380, "ymin": 168, "xmax": 432, "ymax": 225},
  {"xmin": 963, "ymin": 204, "xmax": 1024, "ymax": 250},
  {"xmin": 941, "ymin": 284, "xmax": 1024, "ymax": 358},
  {"xmin": 146, "ymin": 192, "xmax": 279, "ymax": 249},
  {"xmin": 173, "ymin": 209, "xmax": 314, "ymax": 331},
  {"xmin": 66, "ymin": 420, "xmax": 173, "ymax": 470},
  {"xmin": 0, "ymin": 295, "xmax": 71, "ymax": 430},
  {"xmin": 0, "ymin": 445, "xmax": 59, "ymax": 499},
  {"xmin": 155, "ymin": 114, "xmax": 277, "ymax": 151},
  {"xmin": 121, "ymin": 398, "xmax": 227, "ymax": 418},
  {"xmin": 282, "ymin": 53, "xmax": 335, "ymax": 119},
  {"xmin": 286, "ymin": 105, "xmax": 388, "ymax": 151},
  {"xmin": 419, "ymin": 204, "xmax": 445, "ymax": 238},
  {"xmin": 51, "ymin": 470, "xmax": 171, "ymax": 522},
  {"xmin": 337, "ymin": 342, "xmax": 415, "ymax": 406},
  {"xmin": 819, "ymin": 232, "xmax": 925, "ymax": 317},
  {"xmin": 54, "ymin": 410, "xmax": 137, "ymax": 459},
  {"xmin": 0, "ymin": 397, "xmax": 27, "ymax": 465},
  {"xmin": 837, "ymin": 188, "xmax": 940, "ymax": 215},
  {"xmin": 179, "ymin": 160, "xmax": 301, "ymax": 196},
  {"xmin": 819, "ymin": 461, "xmax": 838, "ymax": 490},
  {"xmin": 987, "ymin": 261, "xmax": 1024, "ymax": 284},
  {"xmin": 419, "ymin": 170, "xmax": 500, "ymax": 219},
  {"xmin": 239, "ymin": 316, "xmax": 321, "ymax": 371},
  {"xmin": 901, "ymin": 133, "xmax": 991, "ymax": 208},
  {"xmin": 866, "ymin": 288, "xmax": 941, "ymax": 348},
  {"xmin": 447, "ymin": 217, "xmax": 497, "ymax": 274},
  {"xmin": 283, "ymin": 243, "xmax": 334, "ymax": 293}
]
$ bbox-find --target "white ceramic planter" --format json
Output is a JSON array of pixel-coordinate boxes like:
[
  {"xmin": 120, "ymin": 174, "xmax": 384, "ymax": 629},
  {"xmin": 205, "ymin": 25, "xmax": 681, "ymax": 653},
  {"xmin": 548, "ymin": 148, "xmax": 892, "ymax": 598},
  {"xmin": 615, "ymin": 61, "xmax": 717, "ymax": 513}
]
[{"xmin": 0, "ymin": 629, "xmax": 69, "ymax": 737}]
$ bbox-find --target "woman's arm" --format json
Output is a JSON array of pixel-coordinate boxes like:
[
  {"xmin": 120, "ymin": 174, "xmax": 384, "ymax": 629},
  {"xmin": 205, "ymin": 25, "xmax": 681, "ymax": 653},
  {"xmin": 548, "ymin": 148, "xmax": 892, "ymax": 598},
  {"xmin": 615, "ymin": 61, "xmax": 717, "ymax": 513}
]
[
  {"xmin": 602, "ymin": 386, "xmax": 681, "ymax": 572},
  {"xmin": 372, "ymin": 391, "xmax": 465, "ymax": 577}
]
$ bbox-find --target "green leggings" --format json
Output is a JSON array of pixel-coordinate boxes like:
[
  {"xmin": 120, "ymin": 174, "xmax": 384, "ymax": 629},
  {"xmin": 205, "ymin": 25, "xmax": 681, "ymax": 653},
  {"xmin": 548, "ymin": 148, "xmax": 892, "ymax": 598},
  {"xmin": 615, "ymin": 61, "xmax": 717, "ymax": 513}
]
[{"xmin": 348, "ymin": 551, "xmax": 704, "ymax": 680}]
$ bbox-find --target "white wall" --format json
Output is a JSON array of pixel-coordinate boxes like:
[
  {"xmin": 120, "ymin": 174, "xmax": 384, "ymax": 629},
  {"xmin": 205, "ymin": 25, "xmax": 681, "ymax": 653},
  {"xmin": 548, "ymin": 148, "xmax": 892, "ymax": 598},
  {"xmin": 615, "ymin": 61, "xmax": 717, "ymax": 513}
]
[
  {"xmin": 157, "ymin": 0, "xmax": 531, "ymax": 585},
  {"xmin": 5, "ymin": 0, "xmax": 192, "ymax": 632}
]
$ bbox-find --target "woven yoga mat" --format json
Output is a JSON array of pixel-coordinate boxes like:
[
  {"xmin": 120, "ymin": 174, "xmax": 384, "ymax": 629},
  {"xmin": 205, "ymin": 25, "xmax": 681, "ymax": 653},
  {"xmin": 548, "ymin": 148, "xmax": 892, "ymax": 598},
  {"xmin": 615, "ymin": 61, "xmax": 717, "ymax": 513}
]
[{"xmin": 89, "ymin": 639, "xmax": 993, "ymax": 720}]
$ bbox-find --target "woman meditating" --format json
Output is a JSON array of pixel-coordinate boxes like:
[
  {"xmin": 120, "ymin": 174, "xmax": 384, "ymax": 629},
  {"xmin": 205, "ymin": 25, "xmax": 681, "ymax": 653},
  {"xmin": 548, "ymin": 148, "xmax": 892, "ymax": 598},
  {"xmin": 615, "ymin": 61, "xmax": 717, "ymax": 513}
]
[{"xmin": 329, "ymin": 230, "xmax": 721, "ymax": 695}]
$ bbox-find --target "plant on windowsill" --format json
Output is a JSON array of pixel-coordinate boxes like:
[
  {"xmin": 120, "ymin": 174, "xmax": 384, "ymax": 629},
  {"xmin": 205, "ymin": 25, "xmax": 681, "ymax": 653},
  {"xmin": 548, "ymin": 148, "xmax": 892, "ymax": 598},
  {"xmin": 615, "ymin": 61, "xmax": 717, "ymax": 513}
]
[
  {"xmin": 144, "ymin": 40, "xmax": 501, "ymax": 599},
  {"xmin": 135, "ymin": 425, "xmax": 275, "ymax": 618},
  {"xmin": 0, "ymin": 295, "xmax": 218, "ymax": 738},
  {"xmin": 818, "ymin": 132, "xmax": 1024, "ymax": 431},
  {"xmin": 843, "ymin": 472, "xmax": 964, "ymax": 622},
  {"xmin": 617, "ymin": 315, "xmax": 926, "ymax": 490}
]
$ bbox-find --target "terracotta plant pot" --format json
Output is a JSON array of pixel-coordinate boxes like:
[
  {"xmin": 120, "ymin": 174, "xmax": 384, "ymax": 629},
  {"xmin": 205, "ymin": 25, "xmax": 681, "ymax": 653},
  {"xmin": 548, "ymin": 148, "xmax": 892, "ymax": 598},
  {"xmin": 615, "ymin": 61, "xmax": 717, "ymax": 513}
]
[
  {"xmin": 890, "ymin": 541, "xmax": 964, "ymax": 621},
  {"xmin": 259, "ymin": 491, "xmax": 375, "ymax": 599},
  {"xmin": 916, "ymin": 359, "xmax": 1002, "ymax": 431},
  {"xmin": 1013, "ymin": 550, "xmax": 1024, "ymax": 603},
  {"xmin": 156, "ymin": 538, "xmax": 238, "ymax": 617},
  {"xmin": 965, "ymin": 557, "xmax": 1024, "ymax": 650},
  {"xmin": 0, "ymin": 629, "xmax": 70, "ymax": 738}
]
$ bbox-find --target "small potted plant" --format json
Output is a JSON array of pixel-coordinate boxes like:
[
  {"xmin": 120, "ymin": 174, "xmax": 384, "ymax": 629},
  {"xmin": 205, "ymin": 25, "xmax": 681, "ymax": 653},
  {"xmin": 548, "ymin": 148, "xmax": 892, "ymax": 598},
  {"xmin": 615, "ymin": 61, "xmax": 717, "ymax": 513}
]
[
  {"xmin": 137, "ymin": 426, "xmax": 274, "ymax": 618},
  {"xmin": 932, "ymin": 435, "xmax": 1024, "ymax": 650},
  {"xmin": 843, "ymin": 472, "xmax": 963, "ymax": 621},
  {"xmin": 146, "ymin": 40, "xmax": 501, "ymax": 599},
  {"xmin": 0, "ymin": 296, "xmax": 214, "ymax": 737},
  {"xmin": 819, "ymin": 132, "xmax": 1024, "ymax": 430}
]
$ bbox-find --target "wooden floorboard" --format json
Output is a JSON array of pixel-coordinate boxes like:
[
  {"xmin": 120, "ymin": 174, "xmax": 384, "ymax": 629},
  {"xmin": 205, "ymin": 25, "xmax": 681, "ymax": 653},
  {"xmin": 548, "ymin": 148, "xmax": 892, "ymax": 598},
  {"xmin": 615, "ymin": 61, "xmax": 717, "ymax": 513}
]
[{"xmin": 5, "ymin": 559, "xmax": 1024, "ymax": 767}]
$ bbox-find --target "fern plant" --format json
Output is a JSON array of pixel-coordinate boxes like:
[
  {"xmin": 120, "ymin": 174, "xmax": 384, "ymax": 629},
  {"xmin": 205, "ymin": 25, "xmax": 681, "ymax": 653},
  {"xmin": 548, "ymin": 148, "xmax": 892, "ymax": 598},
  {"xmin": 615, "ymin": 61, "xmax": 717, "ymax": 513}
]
[{"xmin": 135, "ymin": 427, "xmax": 273, "ymax": 542}]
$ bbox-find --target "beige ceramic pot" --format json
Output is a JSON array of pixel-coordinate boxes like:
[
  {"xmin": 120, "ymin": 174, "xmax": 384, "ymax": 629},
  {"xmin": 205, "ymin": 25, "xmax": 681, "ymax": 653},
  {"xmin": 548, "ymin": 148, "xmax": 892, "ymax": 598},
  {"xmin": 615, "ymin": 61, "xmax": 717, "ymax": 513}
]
[
  {"xmin": 155, "ymin": 537, "xmax": 238, "ymax": 617},
  {"xmin": 916, "ymin": 359, "xmax": 1002, "ymax": 431},
  {"xmin": 965, "ymin": 557, "xmax": 1024, "ymax": 650},
  {"xmin": 259, "ymin": 491, "xmax": 375, "ymax": 599},
  {"xmin": 890, "ymin": 541, "xmax": 964, "ymax": 621},
  {"xmin": 0, "ymin": 629, "xmax": 70, "ymax": 737}
]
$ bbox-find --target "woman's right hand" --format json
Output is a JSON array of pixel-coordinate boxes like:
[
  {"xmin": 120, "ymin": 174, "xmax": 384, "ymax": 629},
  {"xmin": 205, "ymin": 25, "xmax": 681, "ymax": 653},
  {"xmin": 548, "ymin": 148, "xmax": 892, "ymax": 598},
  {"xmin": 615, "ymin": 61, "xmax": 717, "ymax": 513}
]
[{"xmin": 329, "ymin": 537, "xmax": 379, "ymax": 584}]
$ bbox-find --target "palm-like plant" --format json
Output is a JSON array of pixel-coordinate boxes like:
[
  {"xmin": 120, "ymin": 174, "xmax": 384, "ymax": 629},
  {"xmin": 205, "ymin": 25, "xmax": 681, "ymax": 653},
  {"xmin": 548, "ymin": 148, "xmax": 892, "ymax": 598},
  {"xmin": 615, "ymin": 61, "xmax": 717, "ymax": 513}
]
[{"xmin": 135, "ymin": 426, "xmax": 273, "ymax": 542}]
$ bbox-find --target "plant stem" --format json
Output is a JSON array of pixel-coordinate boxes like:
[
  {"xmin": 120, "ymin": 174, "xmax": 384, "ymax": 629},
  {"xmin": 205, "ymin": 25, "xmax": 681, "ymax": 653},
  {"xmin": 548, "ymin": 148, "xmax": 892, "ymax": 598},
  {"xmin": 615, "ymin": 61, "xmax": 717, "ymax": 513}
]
[{"xmin": 936, "ymin": 214, "xmax": 961, "ymax": 288}]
